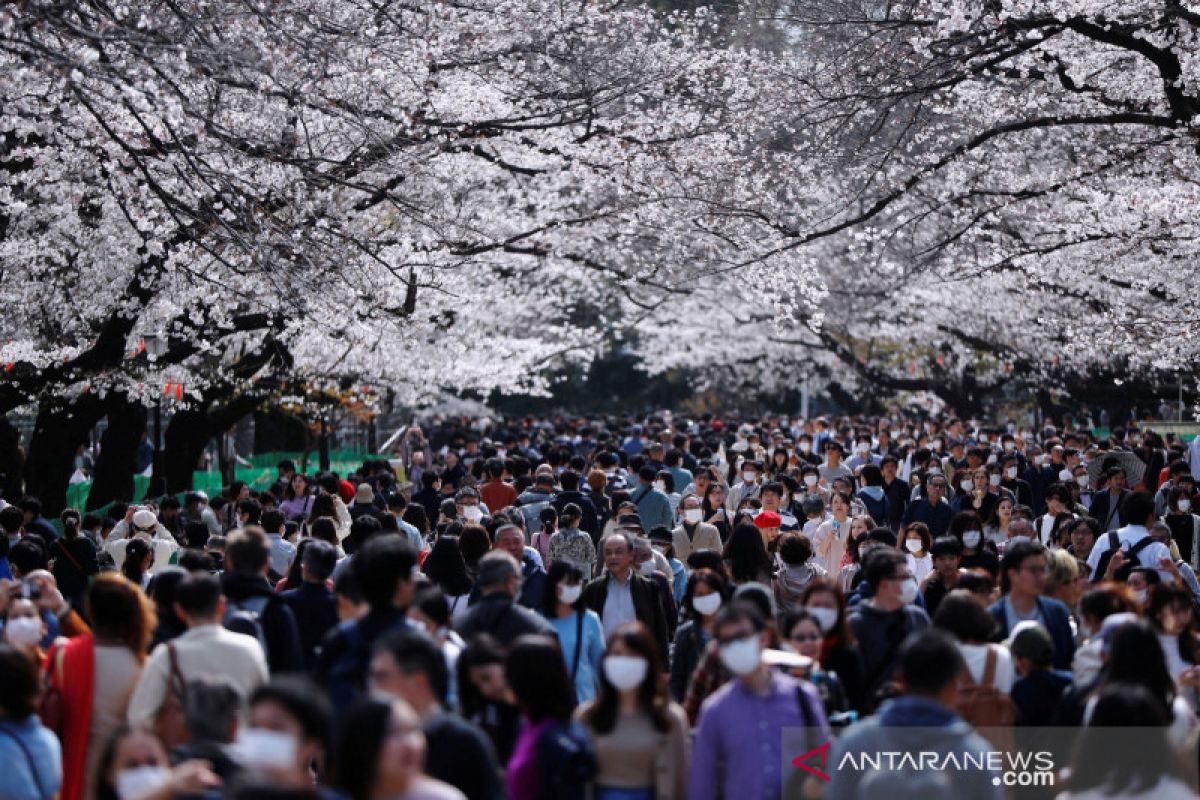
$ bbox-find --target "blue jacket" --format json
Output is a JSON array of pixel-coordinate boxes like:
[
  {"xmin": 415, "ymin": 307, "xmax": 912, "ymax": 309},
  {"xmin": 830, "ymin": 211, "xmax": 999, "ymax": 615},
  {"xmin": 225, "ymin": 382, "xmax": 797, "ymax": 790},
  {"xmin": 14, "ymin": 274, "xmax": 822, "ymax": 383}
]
[
  {"xmin": 630, "ymin": 483, "xmax": 673, "ymax": 532},
  {"xmin": 987, "ymin": 595, "xmax": 1076, "ymax": 670}
]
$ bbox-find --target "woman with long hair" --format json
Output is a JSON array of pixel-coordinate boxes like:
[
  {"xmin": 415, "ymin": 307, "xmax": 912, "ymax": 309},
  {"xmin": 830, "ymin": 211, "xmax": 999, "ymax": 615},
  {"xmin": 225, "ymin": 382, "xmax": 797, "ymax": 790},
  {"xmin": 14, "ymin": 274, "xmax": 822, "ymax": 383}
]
[
  {"xmin": 120, "ymin": 539, "xmax": 153, "ymax": 589},
  {"xmin": 701, "ymin": 483, "xmax": 733, "ymax": 542},
  {"xmin": 457, "ymin": 525, "xmax": 492, "ymax": 586},
  {"xmin": 0, "ymin": 643, "xmax": 61, "ymax": 799},
  {"xmin": 541, "ymin": 562, "xmax": 605, "ymax": 704},
  {"xmin": 668, "ymin": 570, "xmax": 728, "ymax": 703},
  {"xmin": 576, "ymin": 623, "xmax": 689, "ymax": 800},
  {"xmin": 422, "ymin": 537, "xmax": 474, "ymax": 623},
  {"xmin": 280, "ymin": 473, "xmax": 314, "ymax": 521},
  {"xmin": 722, "ymin": 522, "xmax": 773, "ymax": 586},
  {"xmin": 1146, "ymin": 584, "xmax": 1200, "ymax": 711},
  {"xmin": 45, "ymin": 574, "xmax": 157, "ymax": 800},
  {"xmin": 797, "ymin": 579, "xmax": 864, "ymax": 712},
  {"xmin": 1066, "ymin": 683, "xmax": 1192, "ymax": 799},
  {"xmin": 457, "ymin": 634, "xmax": 521, "ymax": 765},
  {"xmin": 984, "ymin": 495, "xmax": 1014, "ymax": 548},
  {"xmin": 504, "ymin": 635, "xmax": 594, "ymax": 800},
  {"xmin": 51, "ymin": 509, "xmax": 99, "ymax": 611},
  {"xmin": 812, "ymin": 492, "xmax": 852, "ymax": 575}
]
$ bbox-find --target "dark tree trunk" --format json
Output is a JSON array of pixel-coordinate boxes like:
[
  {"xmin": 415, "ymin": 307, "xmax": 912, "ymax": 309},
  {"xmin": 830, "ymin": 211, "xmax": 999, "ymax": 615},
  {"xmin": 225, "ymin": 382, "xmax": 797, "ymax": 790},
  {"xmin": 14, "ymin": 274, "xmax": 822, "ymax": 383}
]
[
  {"xmin": 24, "ymin": 394, "xmax": 106, "ymax": 516},
  {"xmin": 88, "ymin": 395, "xmax": 147, "ymax": 510},
  {"xmin": 163, "ymin": 408, "xmax": 210, "ymax": 494},
  {"xmin": 0, "ymin": 417, "xmax": 25, "ymax": 503},
  {"xmin": 163, "ymin": 396, "xmax": 259, "ymax": 494},
  {"xmin": 253, "ymin": 409, "xmax": 308, "ymax": 453}
]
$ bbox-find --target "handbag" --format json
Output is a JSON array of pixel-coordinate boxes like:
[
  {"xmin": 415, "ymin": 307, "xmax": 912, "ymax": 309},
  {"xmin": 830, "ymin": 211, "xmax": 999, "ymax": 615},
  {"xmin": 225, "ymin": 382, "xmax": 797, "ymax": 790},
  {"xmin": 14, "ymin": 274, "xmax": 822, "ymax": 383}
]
[
  {"xmin": 38, "ymin": 643, "xmax": 67, "ymax": 735},
  {"xmin": 155, "ymin": 642, "xmax": 191, "ymax": 749}
]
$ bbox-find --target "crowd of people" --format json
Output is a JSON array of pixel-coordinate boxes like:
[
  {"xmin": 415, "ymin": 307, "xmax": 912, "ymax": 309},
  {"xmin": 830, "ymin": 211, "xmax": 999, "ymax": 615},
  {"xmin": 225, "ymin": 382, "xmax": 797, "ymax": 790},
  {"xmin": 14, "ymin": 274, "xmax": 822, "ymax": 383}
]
[{"xmin": 1, "ymin": 409, "xmax": 1200, "ymax": 800}]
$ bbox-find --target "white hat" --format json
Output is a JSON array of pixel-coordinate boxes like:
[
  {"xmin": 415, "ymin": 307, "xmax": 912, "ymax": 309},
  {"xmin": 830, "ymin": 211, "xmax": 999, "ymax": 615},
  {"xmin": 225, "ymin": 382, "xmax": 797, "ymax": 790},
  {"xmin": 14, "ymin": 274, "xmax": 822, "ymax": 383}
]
[{"xmin": 132, "ymin": 509, "xmax": 158, "ymax": 532}]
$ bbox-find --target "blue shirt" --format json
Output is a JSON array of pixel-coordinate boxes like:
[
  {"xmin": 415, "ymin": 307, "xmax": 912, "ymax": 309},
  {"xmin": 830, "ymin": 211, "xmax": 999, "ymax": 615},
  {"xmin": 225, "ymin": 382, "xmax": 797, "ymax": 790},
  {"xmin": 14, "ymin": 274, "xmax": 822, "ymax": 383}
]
[
  {"xmin": 547, "ymin": 609, "xmax": 605, "ymax": 703},
  {"xmin": 0, "ymin": 717, "xmax": 62, "ymax": 800}
]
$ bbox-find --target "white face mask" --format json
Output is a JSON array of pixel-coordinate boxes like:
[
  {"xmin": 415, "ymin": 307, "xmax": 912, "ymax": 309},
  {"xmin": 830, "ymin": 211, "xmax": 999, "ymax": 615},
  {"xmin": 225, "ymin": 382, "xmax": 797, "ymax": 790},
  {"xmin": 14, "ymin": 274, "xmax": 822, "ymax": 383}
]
[
  {"xmin": 743, "ymin": 471, "xmax": 757, "ymax": 484},
  {"xmin": 4, "ymin": 616, "xmax": 42, "ymax": 647},
  {"xmin": 603, "ymin": 655, "xmax": 648, "ymax": 691},
  {"xmin": 931, "ymin": 440, "xmax": 943, "ymax": 451},
  {"xmin": 1004, "ymin": 442, "xmax": 1015, "ymax": 452},
  {"xmin": 462, "ymin": 506, "xmax": 482, "ymax": 522},
  {"xmin": 857, "ymin": 443, "xmax": 870, "ymax": 454},
  {"xmin": 1034, "ymin": 455, "xmax": 1045, "ymax": 466},
  {"xmin": 719, "ymin": 635, "xmax": 762, "ymax": 676},
  {"xmin": 804, "ymin": 475, "xmax": 818, "ymax": 487},
  {"xmin": 806, "ymin": 606, "xmax": 839, "ymax": 634},
  {"xmin": 1133, "ymin": 589, "xmax": 1148, "ymax": 605},
  {"xmin": 116, "ymin": 766, "xmax": 171, "ymax": 800},
  {"xmin": 905, "ymin": 539, "xmax": 923, "ymax": 554},
  {"xmin": 236, "ymin": 728, "xmax": 297, "ymax": 771},
  {"xmin": 1179, "ymin": 499, "xmax": 1192, "ymax": 513},
  {"xmin": 989, "ymin": 474, "xmax": 1002, "ymax": 487},
  {"xmin": 557, "ymin": 583, "xmax": 583, "ymax": 605},
  {"xmin": 986, "ymin": 453, "xmax": 998, "ymax": 465},
  {"xmin": 928, "ymin": 467, "xmax": 942, "ymax": 476},
  {"xmin": 960, "ymin": 479, "xmax": 973, "ymax": 492},
  {"xmin": 639, "ymin": 558, "xmax": 656, "ymax": 576},
  {"xmin": 898, "ymin": 577, "xmax": 919, "ymax": 605},
  {"xmin": 1076, "ymin": 475, "xmax": 1089, "ymax": 489},
  {"xmin": 962, "ymin": 531, "xmax": 982, "ymax": 548},
  {"xmin": 692, "ymin": 592, "xmax": 722, "ymax": 617},
  {"xmin": 684, "ymin": 508, "xmax": 703, "ymax": 524},
  {"xmin": 799, "ymin": 443, "xmax": 811, "ymax": 453},
  {"xmin": 1005, "ymin": 467, "xmax": 1018, "ymax": 479}
]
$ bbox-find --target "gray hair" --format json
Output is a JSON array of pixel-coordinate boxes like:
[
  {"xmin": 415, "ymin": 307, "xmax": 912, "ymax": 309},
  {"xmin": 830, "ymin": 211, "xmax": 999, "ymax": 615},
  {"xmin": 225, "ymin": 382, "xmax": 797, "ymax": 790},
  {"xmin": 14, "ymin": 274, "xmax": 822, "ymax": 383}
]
[
  {"xmin": 184, "ymin": 676, "xmax": 242, "ymax": 742},
  {"xmin": 1009, "ymin": 518, "xmax": 1035, "ymax": 538},
  {"xmin": 478, "ymin": 550, "xmax": 521, "ymax": 589}
]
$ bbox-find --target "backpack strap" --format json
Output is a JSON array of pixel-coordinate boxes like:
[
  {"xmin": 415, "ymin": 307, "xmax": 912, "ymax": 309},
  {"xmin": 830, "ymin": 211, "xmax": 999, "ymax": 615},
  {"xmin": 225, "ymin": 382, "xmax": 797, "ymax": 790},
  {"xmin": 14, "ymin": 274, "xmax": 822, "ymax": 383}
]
[
  {"xmin": 1125, "ymin": 535, "xmax": 1156, "ymax": 564},
  {"xmin": 981, "ymin": 646, "xmax": 998, "ymax": 688}
]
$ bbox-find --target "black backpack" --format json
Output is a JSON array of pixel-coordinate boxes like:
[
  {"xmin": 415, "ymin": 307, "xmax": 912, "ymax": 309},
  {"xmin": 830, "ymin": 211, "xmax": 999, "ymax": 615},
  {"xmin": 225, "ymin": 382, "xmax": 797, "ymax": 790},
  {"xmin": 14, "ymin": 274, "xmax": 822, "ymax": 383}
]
[{"xmin": 1091, "ymin": 532, "xmax": 1155, "ymax": 583}]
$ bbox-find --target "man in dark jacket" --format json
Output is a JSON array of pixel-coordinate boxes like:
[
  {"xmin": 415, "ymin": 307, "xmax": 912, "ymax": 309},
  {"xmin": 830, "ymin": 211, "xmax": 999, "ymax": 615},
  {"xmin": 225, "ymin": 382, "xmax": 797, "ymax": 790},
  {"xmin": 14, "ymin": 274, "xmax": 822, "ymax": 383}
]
[
  {"xmin": 458, "ymin": 551, "xmax": 556, "ymax": 646},
  {"xmin": 1088, "ymin": 467, "xmax": 1131, "ymax": 532},
  {"xmin": 281, "ymin": 539, "xmax": 340, "ymax": 672},
  {"xmin": 901, "ymin": 475, "xmax": 954, "ymax": 539},
  {"xmin": 317, "ymin": 535, "xmax": 421, "ymax": 712},
  {"xmin": 221, "ymin": 527, "xmax": 304, "ymax": 674},
  {"xmin": 987, "ymin": 540, "xmax": 1075, "ymax": 670},
  {"xmin": 880, "ymin": 456, "xmax": 909, "ymax": 531},
  {"xmin": 581, "ymin": 531, "xmax": 669, "ymax": 664},
  {"xmin": 550, "ymin": 469, "xmax": 599, "ymax": 539}
]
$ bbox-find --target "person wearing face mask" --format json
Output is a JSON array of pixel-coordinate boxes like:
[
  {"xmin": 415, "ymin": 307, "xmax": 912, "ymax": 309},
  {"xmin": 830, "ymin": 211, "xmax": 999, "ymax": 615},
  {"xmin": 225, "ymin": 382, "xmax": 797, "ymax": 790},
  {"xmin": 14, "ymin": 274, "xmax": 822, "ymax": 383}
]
[
  {"xmin": 668, "ymin": 570, "xmax": 728, "ymax": 703},
  {"xmin": 847, "ymin": 549, "xmax": 930, "ymax": 712},
  {"xmin": 0, "ymin": 642, "xmax": 62, "ymax": 800},
  {"xmin": 671, "ymin": 496, "xmax": 722, "ymax": 565},
  {"xmin": 1145, "ymin": 584, "xmax": 1200, "ymax": 710},
  {"xmin": 540, "ymin": 563, "xmax": 605, "ymax": 704},
  {"xmin": 901, "ymin": 522, "xmax": 933, "ymax": 585},
  {"xmin": 998, "ymin": 454, "xmax": 1033, "ymax": 511},
  {"xmin": 246, "ymin": 677, "xmax": 336, "ymax": 792},
  {"xmin": 94, "ymin": 726, "xmax": 218, "ymax": 800},
  {"xmin": 576, "ymin": 623, "xmax": 689, "ymax": 800},
  {"xmin": 688, "ymin": 603, "xmax": 830, "ymax": 800},
  {"xmin": 781, "ymin": 611, "xmax": 849, "ymax": 720},
  {"xmin": 724, "ymin": 461, "xmax": 762, "ymax": 514},
  {"xmin": 1162, "ymin": 485, "xmax": 1200, "ymax": 569}
]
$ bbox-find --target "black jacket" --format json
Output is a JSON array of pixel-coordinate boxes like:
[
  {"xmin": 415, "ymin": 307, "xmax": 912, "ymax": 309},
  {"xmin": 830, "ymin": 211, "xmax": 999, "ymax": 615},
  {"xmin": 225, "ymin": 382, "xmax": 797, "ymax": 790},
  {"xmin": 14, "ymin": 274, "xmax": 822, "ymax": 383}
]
[
  {"xmin": 424, "ymin": 712, "xmax": 505, "ymax": 800},
  {"xmin": 281, "ymin": 581, "xmax": 339, "ymax": 672},
  {"xmin": 221, "ymin": 572, "xmax": 304, "ymax": 673},
  {"xmin": 457, "ymin": 593, "xmax": 557, "ymax": 646},
  {"xmin": 551, "ymin": 491, "xmax": 600, "ymax": 539},
  {"xmin": 581, "ymin": 572, "xmax": 669, "ymax": 664},
  {"xmin": 1089, "ymin": 489, "xmax": 1130, "ymax": 531}
]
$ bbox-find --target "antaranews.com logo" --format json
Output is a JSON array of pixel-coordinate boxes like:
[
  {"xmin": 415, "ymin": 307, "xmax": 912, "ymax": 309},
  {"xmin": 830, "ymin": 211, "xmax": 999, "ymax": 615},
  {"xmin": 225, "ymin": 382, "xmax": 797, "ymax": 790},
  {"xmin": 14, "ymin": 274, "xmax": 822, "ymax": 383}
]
[{"xmin": 782, "ymin": 727, "xmax": 1059, "ymax": 795}]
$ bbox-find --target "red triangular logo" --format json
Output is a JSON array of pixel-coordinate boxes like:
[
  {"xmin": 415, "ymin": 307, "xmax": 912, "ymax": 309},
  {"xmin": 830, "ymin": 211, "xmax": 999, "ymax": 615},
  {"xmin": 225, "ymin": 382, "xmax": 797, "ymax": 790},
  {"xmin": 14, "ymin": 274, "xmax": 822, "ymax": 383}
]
[{"xmin": 791, "ymin": 740, "xmax": 832, "ymax": 782}]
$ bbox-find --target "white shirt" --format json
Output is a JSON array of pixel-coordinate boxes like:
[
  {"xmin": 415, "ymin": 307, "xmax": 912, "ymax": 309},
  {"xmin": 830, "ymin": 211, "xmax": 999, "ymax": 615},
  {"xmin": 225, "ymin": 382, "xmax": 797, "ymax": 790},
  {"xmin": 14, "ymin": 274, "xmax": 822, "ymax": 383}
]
[
  {"xmin": 958, "ymin": 643, "xmax": 1015, "ymax": 693},
  {"xmin": 1085, "ymin": 524, "xmax": 1172, "ymax": 582},
  {"xmin": 906, "ymin": 552, "xmax": 934, "ymax": 585},
  {"xmin": 127, "ymin": 623, "xmax": 269, "ymax": 727}
]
